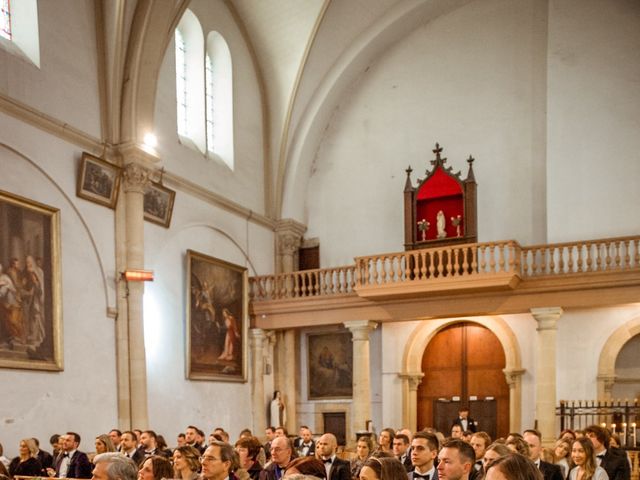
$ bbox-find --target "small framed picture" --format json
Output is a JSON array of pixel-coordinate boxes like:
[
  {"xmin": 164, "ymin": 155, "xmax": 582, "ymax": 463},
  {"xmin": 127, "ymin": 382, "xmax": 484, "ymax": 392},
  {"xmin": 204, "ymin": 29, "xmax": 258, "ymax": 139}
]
[
  {"xmin": 76, "ymin": 153, "xmax": 122, "ymax": 209},
  {"xmin": 143, "ymin": 181, "xmax": 176, "ymax": 228}
]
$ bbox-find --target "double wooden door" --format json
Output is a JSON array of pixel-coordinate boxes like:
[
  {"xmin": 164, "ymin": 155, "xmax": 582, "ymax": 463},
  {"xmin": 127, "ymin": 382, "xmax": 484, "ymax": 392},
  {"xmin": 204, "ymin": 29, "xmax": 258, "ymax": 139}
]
[{"xmin": 417, "ymin": 322, "xmax": 509, "ymax": 440}]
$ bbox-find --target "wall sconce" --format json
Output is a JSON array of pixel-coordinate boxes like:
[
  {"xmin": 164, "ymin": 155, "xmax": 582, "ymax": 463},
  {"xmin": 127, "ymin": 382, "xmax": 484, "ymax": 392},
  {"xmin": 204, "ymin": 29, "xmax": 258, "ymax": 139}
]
[{"xmin": 122, "ymin": 269, "xmax": 154, "ymax": 282}]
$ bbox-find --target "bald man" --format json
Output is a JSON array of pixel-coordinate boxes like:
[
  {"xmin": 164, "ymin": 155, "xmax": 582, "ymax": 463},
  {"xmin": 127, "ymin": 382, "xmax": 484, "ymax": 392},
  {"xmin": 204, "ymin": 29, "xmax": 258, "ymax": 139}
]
[{"xmin": 316, "ymin": 433, "xmax": 350, "ymax": 480}]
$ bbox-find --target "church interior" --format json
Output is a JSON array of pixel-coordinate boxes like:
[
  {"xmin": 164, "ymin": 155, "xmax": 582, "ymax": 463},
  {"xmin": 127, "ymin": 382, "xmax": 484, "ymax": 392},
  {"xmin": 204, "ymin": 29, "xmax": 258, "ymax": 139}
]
[{"xmin": 1, "ymin": 0, "xmax": 639, "ymax": 459}]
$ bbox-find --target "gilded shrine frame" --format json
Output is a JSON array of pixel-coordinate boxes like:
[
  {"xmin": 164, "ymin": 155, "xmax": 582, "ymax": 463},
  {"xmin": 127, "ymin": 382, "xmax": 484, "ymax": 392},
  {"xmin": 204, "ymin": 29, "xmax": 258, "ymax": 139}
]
[
  {"xmin": 186, "ymin": 250, "xmax": 248, "ymax": 382},
  {"xmin": 0, "ymin": 190, "xmax": 63, "ymax": 371}
]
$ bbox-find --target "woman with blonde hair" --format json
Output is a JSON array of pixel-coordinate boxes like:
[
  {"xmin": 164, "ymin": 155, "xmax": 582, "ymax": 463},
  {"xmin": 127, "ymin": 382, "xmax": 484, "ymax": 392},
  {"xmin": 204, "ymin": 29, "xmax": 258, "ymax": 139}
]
[
  {"xmin": 173, "ymin": 445, "xmax": 201, "ymax": 480},
  {"xmin": 553, "ymin": 439, "xmax": 572, "ymax": 478},
  {"xmin": 9, "ymin": 438, "xmax": 43, "ymax": 477}
]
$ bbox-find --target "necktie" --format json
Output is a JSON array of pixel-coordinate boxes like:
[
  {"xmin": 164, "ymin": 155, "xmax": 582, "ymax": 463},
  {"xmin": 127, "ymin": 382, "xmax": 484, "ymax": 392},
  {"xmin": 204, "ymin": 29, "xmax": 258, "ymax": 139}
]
[
  {"xmin": 597, "ymin": 454, "xmax": 605, "ymax": 458},
  {"xmin": 413, "ymin": 474, "xmax": 430, "ymax": 480},
  {"xmin": 324, "ymin": 459, "xmax": 333, "ymax": 464}
]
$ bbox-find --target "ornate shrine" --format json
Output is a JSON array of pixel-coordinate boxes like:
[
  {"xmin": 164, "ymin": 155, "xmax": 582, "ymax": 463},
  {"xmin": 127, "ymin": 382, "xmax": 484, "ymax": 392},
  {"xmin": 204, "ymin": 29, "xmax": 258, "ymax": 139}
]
[{"xmin": 403, "ymin": 143, "xmax": 477, "ymax": 250}]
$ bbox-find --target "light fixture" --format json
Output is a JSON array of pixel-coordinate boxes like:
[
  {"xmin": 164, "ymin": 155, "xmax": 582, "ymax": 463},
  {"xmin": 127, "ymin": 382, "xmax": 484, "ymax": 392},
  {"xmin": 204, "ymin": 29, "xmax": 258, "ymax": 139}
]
[
  {"xmin": 122, "ymin": 269, "xmax": 154, "ymax": 282},
  {"xmin": 143, "ymin": 132, "xmax": 158, "ymax": 149}
]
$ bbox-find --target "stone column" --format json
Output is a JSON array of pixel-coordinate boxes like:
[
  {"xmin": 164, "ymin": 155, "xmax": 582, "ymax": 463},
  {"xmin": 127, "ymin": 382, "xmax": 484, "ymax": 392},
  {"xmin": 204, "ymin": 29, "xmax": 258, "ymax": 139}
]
[
  {"xmin": 119, "ymin": 146, "xmax": 155, "ymax": 429},
  {"xmin": 504, "ymin": 368, "xmax": 525, "ymax": 433},
  {"xmin": 531, "ymin": 307, "xmax": 563, "ymax": 445},
  {"xmin": 250, "ymin": 328, "xmax": 267, "ymax": 433},
  {"xmin": 597, "ymin": 374, "xmax": 616, "ymax": 401},
  {"xmin": 273, "ymin": 219, "xmax": 306, "ymax": 431},
  {"xmin": 345, "ymin": 320, "xmax": 378, "ymax": 438},
  {"xmin": 399, "ymin": 372, "xmax": 424, "ymax": 431}
]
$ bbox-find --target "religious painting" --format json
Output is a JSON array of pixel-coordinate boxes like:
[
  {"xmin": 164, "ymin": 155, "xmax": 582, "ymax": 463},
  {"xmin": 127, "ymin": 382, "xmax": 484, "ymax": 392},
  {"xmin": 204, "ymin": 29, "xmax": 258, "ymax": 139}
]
[
  {"xmin": 143, "ymin": 181, "xmax": 175, "ymax": 228},
  {"xmin": 76, "ymin": 152, "xmax": 121, "ymax": 209},
  {"xmin": 307, "ymin": 331, "xmax": 353, "ymax": 399},
  {"xmin": 0, "ymin": 190, "xmax": 62, "ymax": 371},
  {"xmin": 187, "ymin": 250, "xmax": 247, "ymax": 382}
]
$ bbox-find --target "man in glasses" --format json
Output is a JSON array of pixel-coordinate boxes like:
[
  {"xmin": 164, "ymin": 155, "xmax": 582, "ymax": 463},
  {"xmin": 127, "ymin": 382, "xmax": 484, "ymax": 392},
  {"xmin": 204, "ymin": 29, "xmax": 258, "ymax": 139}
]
[
  {"xmin": 200, "ymin": 441, "xmax": 238, "ymax": 480},
  {"xmin": 260, "ymin": 436, "xmax": 292, "ymax": 480}
]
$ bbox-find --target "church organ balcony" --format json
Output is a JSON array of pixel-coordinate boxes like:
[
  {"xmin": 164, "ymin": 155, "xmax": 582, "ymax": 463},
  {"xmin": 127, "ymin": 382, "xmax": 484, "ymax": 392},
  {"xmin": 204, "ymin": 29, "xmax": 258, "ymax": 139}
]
[{"xmin": 249, "ymin": 235, "xmax": 640, "ymax": 329}]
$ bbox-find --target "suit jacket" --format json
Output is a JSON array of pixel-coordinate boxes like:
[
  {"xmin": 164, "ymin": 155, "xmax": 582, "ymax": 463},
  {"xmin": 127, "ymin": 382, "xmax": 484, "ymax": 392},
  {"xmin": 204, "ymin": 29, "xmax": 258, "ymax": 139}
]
[
  {"xmin": 37, "ymin": 449, "xmax": 54, "ymax": 471},
  {"xmin": 55, "ymin": 450, "xmax": 93, "ymax": 479},
  {"xmin": 599, "ymin": 448, "xmax": 631, "ymax": 480},
  {"xmin": 259, "ymin": 460, "xmax": 287, "ymax": 480},
  {"xmin": 398, "ymin": 453, "xmax": 413, "ymax": 472},
  {"xmin": 451, "ymin": 417, "xmax": 477, "ymax": 433},
  {"xmin": 539, "ymin": 460, "xmax": 564, "ymax": 480},
  {"xmin": 297, "ymin": 441, "xmax": 316, "ymax": 457},
  {"xmin": 328, "ymin": 457, "xmax": 351, "ymax": 480}
]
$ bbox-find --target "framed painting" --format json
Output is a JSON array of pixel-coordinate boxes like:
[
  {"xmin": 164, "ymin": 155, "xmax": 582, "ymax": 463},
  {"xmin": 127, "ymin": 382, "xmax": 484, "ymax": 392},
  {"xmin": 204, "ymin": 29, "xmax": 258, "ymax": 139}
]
[
  {"xmin": 143, "ymin": 181, "xmax": 175, "ymax": 228},
  {"xmin": 186, "ymin": 249, "xmax": 247, "ymax": 381},
  {"xmin": 307, "ymin": 331, "xmax": 353, "ymax": 399},
  {"xmin": 76, "ymin": 152, "xmax": 121, "ymax": 209},
  {"xmin": 0, "ymin": 190, "xmax": 63, "ymax": 371}
]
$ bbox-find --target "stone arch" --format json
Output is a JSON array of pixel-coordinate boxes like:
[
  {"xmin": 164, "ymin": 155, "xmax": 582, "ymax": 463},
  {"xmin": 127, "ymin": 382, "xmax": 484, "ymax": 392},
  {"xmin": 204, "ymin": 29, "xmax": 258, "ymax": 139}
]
[
  {"xmin": 400, "ymin": 316, "xmax": 524, "ymax": 432},
  {"xmin": 597, "ymin": 315, "xmax": 640, "ymax": 399}
]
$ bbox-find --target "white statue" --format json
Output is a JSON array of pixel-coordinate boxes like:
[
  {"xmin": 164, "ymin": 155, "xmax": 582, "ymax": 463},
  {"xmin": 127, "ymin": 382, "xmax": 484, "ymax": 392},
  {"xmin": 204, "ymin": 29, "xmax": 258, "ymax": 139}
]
[{"xmin": 436, "ymin": 210, "xmax": 447, "ymax": 239}]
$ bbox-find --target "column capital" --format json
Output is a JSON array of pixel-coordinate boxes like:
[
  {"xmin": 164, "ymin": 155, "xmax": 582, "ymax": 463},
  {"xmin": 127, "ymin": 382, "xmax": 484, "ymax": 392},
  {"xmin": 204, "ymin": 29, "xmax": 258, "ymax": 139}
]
[
  {"xmin": 122, "ymin": 163, "xmax": 153, "ymax": 194},
  {"xmin": 531, "ymin": 307, "xmax": 563, "ymax": 330},
  {"xmin": 344, "ymin": 320, "xmax": 378, "ymax": 340},
  {"xmin": 399, "ymin": 372, "xmax": 425, "ymax": 391},
  {"xmin": 503, "ymin": 368, "xmax": 526, "ymax": 388},
  {"xmin": 274, "ymin": 218, "xmax": 307, "ymax": 236},
  {"xmin": 597, "ymin": 374, "xmax": 617, "ymax": 393},
  {"xmin": 250, "ymin": 328, "xmax": 267, "ymax": 344}
]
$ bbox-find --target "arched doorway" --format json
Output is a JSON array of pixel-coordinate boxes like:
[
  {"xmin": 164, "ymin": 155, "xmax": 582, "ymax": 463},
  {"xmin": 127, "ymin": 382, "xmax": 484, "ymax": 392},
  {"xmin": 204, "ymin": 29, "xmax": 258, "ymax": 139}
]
[{"xmin": 417, "ymin": 322, "xmax": 509, "ymax": 440}]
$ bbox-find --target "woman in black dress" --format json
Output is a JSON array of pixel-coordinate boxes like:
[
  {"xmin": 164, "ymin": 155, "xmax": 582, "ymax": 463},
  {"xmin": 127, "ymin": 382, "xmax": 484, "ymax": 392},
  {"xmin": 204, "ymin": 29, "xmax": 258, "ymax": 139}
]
[{"xmin": 9, "ymin": 438, "xmax": 43, "ymax": 477}]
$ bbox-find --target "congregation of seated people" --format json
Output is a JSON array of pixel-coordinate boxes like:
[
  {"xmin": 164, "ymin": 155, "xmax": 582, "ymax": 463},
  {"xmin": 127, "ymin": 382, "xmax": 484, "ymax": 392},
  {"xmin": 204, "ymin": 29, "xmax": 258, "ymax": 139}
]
[{"xmin": 0, "ymin": 421, "xmax": 632, "ymax": 480}]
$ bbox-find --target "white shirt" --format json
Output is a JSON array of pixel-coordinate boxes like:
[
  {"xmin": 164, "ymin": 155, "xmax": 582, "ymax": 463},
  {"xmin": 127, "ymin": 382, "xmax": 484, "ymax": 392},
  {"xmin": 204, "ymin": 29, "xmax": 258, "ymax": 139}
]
[
  {"xmin": 323, "ymin": 455, "xmax": 336, "ymax": 479},
  {"xmin": 59, "ymin": 450, "xmax": 76, "ymax": 478}
]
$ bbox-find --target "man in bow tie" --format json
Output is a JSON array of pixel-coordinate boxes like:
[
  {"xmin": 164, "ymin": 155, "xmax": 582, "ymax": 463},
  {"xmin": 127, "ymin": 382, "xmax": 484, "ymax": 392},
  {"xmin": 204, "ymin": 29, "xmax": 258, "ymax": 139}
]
[
  {"xmin": 296, "ymin": 427, "xmax": 316, "ymax": 457},
  {"xmin": 469, "ymin": 432, "xmax": 491, "ymax": 475},
  {"xmin": 523, "ymin": 429, "xmax": 563, "ymax": 480},
  {"xmin": 409, "ymin": 431, "xmax": 439, "ymax": 480},
  {"xmin": 316, "ymin": 433, "xmax": 350, "ymax": 480},
  {"xmin": 437, "ymin": 439, "xmax": 474, "ymax": 480},
  {"xmin": 393, "ymin": 434, "xmax": 412, "ymax": 472},
  {"xmin": 52, "ymin": 433, "xmax": 92, "ymax": 479},
  {"xmin": 584, "ymin": 425, "xmax": 630, "ymax": 480}
]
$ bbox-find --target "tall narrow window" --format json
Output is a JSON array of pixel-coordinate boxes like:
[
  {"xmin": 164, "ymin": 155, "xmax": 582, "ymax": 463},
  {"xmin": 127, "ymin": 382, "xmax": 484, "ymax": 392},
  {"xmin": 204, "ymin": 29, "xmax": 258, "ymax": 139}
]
[
  {"xmin": 205, "ymin": 54, "xmax": 215, "ymax": 152},
  {"xmin": 0, "ymin": 0, "xmax": 11, "ymax": 40},
  {"xmin": 175, "ymin": 29, "xmax": 188, "ymax": 137}
]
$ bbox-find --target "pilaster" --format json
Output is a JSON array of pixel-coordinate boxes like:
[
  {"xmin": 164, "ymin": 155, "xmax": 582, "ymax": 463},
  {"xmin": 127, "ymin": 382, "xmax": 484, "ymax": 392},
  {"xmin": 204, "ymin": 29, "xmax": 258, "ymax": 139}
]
[
  {"xmin": 250, "ymin": 328, "xmax": 268, "ymax": 433},
  {"xmin": 531, "ymin": 306, "xmax": 563, "ymax": 445},
  {"xmin": 399, "ymin": 372, "xmax": 424, "ymax": 431}
]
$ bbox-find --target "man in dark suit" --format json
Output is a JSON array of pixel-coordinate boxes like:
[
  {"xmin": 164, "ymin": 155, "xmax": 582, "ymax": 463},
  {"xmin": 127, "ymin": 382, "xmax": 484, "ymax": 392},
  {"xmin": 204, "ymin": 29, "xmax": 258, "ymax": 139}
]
[
  {"xmin": 52, "ymin": 432, "xmax": 92, "ymax": 479},
  {"xmin": 316, "ymin": 433, "xmax": 350, "ymax": 480},
  {"xmin": 120, "ymin": 431, "xmax": 144, "ymax": 466},
  {"xmin": 33, "ymin": 437, "xmax": 54, "ymax": 474},
  {"xmin": 392, "ymin": 433, "xmax": 412, "ymax": 472},
  {"xmin": 260, "ymin": 436, "xmax": 292, "ymax": 480},
  {"xmin": 296, "ymin": 426, "xmax": 316, "ymax": 457},
  {"xmin": 523, "ymin": 429, "xmax": 563, "ymax": 480},
  {"xmin": 409, "ymin": 431, "xmax": 439, "ymax": 480},
  {"xmin": 452, "ymin": 407, "xmax": 477, "ymax": 434},
  {"xmin": 584, "ymin": 425, "xmax": 631, "ymax": 480}
]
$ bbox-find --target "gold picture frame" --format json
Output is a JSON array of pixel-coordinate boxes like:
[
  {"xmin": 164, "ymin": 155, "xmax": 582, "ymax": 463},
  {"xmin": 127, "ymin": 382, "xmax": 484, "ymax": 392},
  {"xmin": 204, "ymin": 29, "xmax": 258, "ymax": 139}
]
[
  {"xmin": 0, "ymin": 189, "xmax": 63, "ymax": 371},
  {"xmin": 186, "ymin": 249, "xmax": 247, "ymax": 382},
  {"xmin": 307, "ymin": 331, "xmax": 353, "ymax": 399},
  {"xmin": 143, "ymin": 181, "xmax": 175, "ymax": 228},
  {"xmin": 76, "ymin": 152, "xmax": 122, "ymax": 209}
]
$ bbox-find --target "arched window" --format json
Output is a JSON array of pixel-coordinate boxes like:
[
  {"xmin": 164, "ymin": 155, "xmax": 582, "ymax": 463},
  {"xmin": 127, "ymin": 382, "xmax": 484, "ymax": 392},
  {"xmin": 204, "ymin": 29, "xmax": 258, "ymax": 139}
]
[
  {"xmin": 1, "ymin": 0, "xmax": 11, "ymax": 40},
  {"xmin": 175, "ymin": 9, "xmax": 205, "ymax": 153},
  {"xmin": 205, "ymin": 31, "xmax": 234, "ymax": 169},
  {"xmin": 0, "ymin": 0, "xmax": 39, "ymax": 67},
  {"xmin": 174, "ymin": 10, "xmax": 234, "ymax": 169}
]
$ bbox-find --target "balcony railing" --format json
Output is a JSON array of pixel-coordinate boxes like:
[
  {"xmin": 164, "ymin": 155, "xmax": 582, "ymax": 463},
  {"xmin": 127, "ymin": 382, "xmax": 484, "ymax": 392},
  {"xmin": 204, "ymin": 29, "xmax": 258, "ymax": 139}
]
[{"xmin": 249, "ymin": 235, "xmax": 640, "ymax": 302}]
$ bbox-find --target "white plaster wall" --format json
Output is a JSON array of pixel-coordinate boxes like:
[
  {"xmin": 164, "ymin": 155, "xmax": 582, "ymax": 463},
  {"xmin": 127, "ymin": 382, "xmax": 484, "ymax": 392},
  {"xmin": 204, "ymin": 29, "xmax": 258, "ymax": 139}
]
[
  {"xmin": 546, "ymin": 0, "xmax": 640, "ymax": 242},
  {"xmin": 305, "ymin": 0, "xmax": 547, "ymax": 266},
  {"xmin": 142, "ymin": 188, "xmax": 274, "ymax": 442},
  {"xmin": 0, "ymin": 1, "xmax": 102, "ymax": 138},
  {"xmin": 153, "ymin": 1, "xmax": 266, "ymax": 215},
  {"xmin": 0, "ymin": 117, "xmax": 117, "ymax": 458}
]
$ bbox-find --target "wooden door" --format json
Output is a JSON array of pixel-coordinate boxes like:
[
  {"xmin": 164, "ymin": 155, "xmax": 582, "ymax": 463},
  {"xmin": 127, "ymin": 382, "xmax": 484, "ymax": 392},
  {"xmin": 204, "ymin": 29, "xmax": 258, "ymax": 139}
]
[
  {"xmin": 417, "ymin": 322, "xmax": 509, "ymax": 440},
  {"xmin": 323, "ymin": 412, "xmax": 347, "ymax": 446}
]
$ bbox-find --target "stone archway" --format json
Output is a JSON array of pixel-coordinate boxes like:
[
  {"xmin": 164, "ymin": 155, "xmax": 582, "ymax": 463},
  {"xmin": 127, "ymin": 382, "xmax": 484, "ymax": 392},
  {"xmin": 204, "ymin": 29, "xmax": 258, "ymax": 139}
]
[
  {"xmin": 400, "ymin": 317, "xmax": 524, "ymax": 433},
  {"xmin": 597, "ymin": 315, "xmax": 640, "ymax": 399}
]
